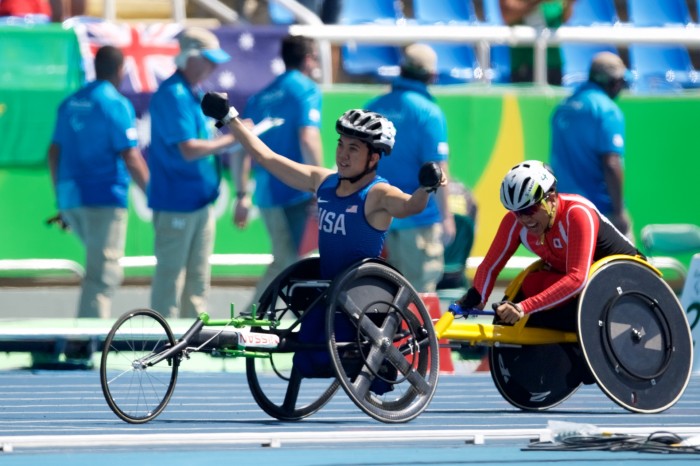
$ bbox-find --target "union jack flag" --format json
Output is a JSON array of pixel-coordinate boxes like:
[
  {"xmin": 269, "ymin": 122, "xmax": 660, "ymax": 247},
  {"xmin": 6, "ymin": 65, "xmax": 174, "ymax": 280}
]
[
  {"xmin": 73, "ymin": 21, "xmax": 182, "ymax": 94},
  {"xmin": 72, "ymin": 21, "xmax": 290, "ymax": 115}
]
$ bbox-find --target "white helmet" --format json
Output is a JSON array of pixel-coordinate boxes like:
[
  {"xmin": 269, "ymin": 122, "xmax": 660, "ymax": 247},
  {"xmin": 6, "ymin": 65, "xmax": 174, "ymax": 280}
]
[
  {"xmin": 336, "ymin": 109, "xmax": 396, "ymax": 156},
  {"xmin": 500, "ymin": 160, "xmax": 557, "ymax": 211}
]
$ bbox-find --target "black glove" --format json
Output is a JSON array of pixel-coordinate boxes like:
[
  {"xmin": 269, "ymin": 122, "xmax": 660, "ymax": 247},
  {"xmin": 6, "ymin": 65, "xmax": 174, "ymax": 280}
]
[
  {"xmin": 46, "ymin": 213, "xmax": 69, "ymax": 231},
  {"xmin": 418, "ymin": 161, "xmax": 443, "ymax": 193},
  {"xmin": 201, "ymin": 92, "xmax": 237, "ymax": 128},
  {"xmin": 456, "ymin": 287, "xmax": 481, "ymax": 309}
]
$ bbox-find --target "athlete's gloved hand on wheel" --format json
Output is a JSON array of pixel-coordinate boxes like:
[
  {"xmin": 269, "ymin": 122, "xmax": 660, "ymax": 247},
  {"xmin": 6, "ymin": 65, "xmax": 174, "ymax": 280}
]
[
  {"xmin": 418, "ymin": 161, "xmax": 443, "ymax": 193},
  {"xmin": 201, "ymin": 92, "xmax": 239, "ymax": 128},
  {"xmin": 492, "ymin": 301, "xmax": 524, "ymax": 325},
  {"xmin": 456, "ymin": 287, "xmax": 482, "ymax": 309}
]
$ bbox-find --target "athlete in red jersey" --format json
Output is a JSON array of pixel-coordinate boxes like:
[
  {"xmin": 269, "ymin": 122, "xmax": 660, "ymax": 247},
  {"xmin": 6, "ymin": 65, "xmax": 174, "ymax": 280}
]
[{"xmin": 458, "ymin": 160, "xmax": 641, "ymax": 330}]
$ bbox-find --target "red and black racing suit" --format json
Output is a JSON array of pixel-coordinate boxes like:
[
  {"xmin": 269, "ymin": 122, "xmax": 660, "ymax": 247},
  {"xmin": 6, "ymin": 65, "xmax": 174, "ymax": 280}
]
[{"xmin": 473, "ymin": 193, "xmax": 642, "ymax": 331}]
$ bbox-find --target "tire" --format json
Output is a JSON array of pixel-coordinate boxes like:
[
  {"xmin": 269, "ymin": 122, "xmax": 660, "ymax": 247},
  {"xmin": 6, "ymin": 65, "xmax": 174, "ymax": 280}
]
[
  {"xmin": 100, "ymin": 308, "xmax": 179, "ymax": 424},
  {"xmin": 246, "ymin": 258, "xmax": 339, "ymax": 420},
  {"xmin": 326, "ymin": 261, "xmax": 440, "ymax": 423}
]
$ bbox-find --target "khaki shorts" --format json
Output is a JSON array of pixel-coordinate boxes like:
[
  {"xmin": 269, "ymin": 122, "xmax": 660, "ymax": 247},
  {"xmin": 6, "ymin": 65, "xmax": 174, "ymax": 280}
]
[{"xmin": 385, "ymin": 223, "xmax": 444, "ymax": 293}]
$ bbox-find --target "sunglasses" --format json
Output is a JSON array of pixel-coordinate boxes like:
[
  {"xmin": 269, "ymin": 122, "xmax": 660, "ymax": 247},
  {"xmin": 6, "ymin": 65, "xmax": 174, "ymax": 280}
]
[{"xmin": 514, "ymin": 201, "xmax": 542, "ymax": 217}]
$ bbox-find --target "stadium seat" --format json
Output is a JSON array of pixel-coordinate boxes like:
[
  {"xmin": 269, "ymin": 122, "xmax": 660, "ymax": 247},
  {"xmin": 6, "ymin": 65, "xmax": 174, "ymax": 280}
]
[
  {"xmin": 565, "ymin": 0, "xmax": 619, "ymax": 26},
  {"xmin": 340, "ymin": 44, "xmax": 401, "ymax": 82},
  {"xmin": 338, "ymin": 0, "xmax": 403, "ymax": 82},
  {"xmin": 627, "ymin": 0, "xmax": 691, "ymax": 26},
  {"xmin": 268, "ymin": 2, "xmax": 295, "ymax": 24},
  {"xmin": 560, "ymin": 43, "xmax": 619, "ymax": 88},
  {"xmin": 427, "ymin": 42, "xmax": 481, "ymax": 85},
  {"xmin": 560, "ymin": 0, "xmax": 619, "ymax": 88},
  {"xmin": 625, "ymin": 0, "xmax": 698, "ymax": 92},
  {"xmin": 629, "ymin": 45, "xmax": 700, "ymax": 92},
  {"xmin": 412, "ymin": 0, "xmax": 477, "ymax": 24},
  {"xmin": 339, "ymin": 0, "xmax": 401, "ymax": 25},
  {"xmin": 480, "ymin": 0, "xmax": 511, "ymax": 83}
]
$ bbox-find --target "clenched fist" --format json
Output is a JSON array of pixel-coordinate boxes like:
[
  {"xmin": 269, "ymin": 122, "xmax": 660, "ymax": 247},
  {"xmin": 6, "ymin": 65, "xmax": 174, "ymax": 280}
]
[
  {"xmin": 201, "ymin": 92, "xmax": 238, "ymax": 127},
  {"xmin": 418, "ymin": 161, "xmax": 443, "ymax": 193}
]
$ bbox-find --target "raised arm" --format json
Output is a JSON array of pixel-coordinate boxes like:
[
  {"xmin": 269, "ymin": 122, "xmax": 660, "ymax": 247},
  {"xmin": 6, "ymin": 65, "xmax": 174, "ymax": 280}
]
[
  {"xmin": 366, "ymin": 161, "xmax": 446, "ymax": 230},
  {"xmin": 202, "ymin": 92, "xmax": 331, "ymax": 194}
]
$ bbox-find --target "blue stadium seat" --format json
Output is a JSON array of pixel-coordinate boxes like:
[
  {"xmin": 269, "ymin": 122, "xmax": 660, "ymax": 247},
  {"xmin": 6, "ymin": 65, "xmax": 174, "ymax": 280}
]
[
  {"xmin": 480, "ymin": 0, "xmax": 511, "ymax": 83},
  {"xmin": 629, "ymin": 45, "xmax": 700, "ymax": 92},
  {"xmin": 560, "ymin": 43, "xmax": 619, "ymax": 88},
  {"xmin": 566, "ymin": 0, "xmax": 619, "ymax": 26},
  {"xmin": 340, "ymin": 43, "xmax": 401, "ymax": 82},
  {"xmin": 627, "ymin": 0, "xmax": 691, "ymax": 26},
  {"xmin": 560, "ymin": 1, "xmax": 619, "ymax": 88},
  {"xmin": 338, "ymin": 0, "xmax": 403, "ymax": 82},
  {"xmin": 626, "ymin": 0, "xmax": 698, "ymax": 92},
  {"xmin": 268, "ymin": 2, "xmax": 295, "ymax": 24},
  {"xmin": 412, "ymin": 0, "xmax": 477, "ymax": 24},
  {"xmin": 427, "ymin": 42, "xmax": 480, "ymax": 85},
  {"xmin": 339, "ymin": 0, "xmax": 401, "ymax": 24}
]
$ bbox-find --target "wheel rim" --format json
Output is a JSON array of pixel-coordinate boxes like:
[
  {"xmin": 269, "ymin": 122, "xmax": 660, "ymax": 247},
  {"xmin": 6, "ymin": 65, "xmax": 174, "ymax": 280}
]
[
  {"xmin": 245, "ymin": 257, "xmax": 339, "ymax": 420},
  {"xmin": 326, "ymin": 262, "xmax": 439, "ymax": 423},
  {"xmin": 100, "ymin": 309, "xmax": 179, "ymax": 424}
]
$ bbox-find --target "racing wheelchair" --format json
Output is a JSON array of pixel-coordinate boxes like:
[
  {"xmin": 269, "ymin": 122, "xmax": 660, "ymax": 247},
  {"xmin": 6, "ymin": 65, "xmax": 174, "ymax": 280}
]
[
  {"xmin": 99, "ymin": 258, "xmax": 440, "ymax": 424},
  {"xmin": 434, "ymin": 254, "xmax": 694, "ymax": 413}
]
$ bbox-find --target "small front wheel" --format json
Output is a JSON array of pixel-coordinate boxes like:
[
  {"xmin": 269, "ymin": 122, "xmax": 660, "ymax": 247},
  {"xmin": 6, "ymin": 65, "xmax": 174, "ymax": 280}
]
[{"xmin": 100, "ymin": 309, "xmax": 179, "ymax": 423}]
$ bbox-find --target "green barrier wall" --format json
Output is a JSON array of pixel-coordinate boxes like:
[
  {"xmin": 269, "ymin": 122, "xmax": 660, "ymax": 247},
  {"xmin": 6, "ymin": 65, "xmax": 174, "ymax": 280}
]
[
  {"xmin": 1, "ymin": 60, "xmax": 698, "ymax": 276},
  {"xmin": 0, "ymin": 25, "xmax": 84, "ymax": 166}
]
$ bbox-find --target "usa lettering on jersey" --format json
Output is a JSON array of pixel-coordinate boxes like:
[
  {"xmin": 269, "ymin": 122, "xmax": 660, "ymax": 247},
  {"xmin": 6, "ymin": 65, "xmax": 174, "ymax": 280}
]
[{"xmin": 318, "ymin": 207, "xmax": 347, "ymax": 235}]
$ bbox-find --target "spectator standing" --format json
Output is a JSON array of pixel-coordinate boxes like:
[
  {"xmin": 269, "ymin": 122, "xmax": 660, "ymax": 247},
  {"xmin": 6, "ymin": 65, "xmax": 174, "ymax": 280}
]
[
  {"xmin": 499, "ymin": 0, "xmax": 575, "ymax": 84},
  {"xmin": 148, "ymin": 27, "xmax": 238, "ymax": 318},
  {"xmin": 365, "ymin": 43, "xmax": 455, "ymax": 293},
  {"xmin": 550, "ymin": 51, "xmax": 632, "ymax": 236},
  {"xmin": 47, "ymin": 45, "xmax": 149, "ymax": 318},
  {"xmin": 232, "ymin": 34, "xmax": 323, "ymax": 309}
]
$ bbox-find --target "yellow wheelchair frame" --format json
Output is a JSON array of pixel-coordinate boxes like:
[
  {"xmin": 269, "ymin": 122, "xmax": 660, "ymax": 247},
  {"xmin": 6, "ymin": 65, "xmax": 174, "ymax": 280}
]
[{"xmin": 433, "ymin": 254, "xmax": 658, "ymax": 345}]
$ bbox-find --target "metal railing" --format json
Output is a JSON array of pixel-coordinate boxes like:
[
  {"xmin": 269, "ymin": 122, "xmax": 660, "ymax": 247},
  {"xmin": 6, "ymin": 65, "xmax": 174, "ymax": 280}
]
[
  {"xmin": 91, "ymin": 1, "xmax": 700, "ymax": 85},
  {"xmin": 289, "ymin": 23, "xmax": 700, "ymax": 85}
]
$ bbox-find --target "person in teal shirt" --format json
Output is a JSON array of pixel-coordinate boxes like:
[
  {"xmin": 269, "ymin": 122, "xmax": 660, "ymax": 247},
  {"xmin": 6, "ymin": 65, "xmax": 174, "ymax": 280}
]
[
  {"xmin": 232, "ymin": 35, "xmax": 324, "ymax": 309},
  {"xmin": 365, "ymin": 43, "xmax": 455, "ymax": 293},
  {"xmin": 148, "ymin": 27, "xmax": 238, "ymax": 318},
  {"xmin": 48, "ymin": 45, "xmax": 149, "ymax": 319}
]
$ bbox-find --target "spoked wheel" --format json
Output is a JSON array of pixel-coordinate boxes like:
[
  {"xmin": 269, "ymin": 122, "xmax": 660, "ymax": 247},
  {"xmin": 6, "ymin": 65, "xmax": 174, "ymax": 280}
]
[
  {"xmin": 100, "ymin": 308, "xmax": 179, "ymax": 424},
  {"xmin": 246, "ymin": 257, "xmax": 340, "ymax": 421},
  {"xmin": 326, "ymin": 260, "xmax": 440, "ymax": 423}
]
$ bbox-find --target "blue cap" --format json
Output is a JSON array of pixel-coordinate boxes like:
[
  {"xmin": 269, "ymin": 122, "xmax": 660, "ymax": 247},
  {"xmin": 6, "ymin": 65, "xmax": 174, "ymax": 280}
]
[{"xmin": 178, "ymin": 27, "xmax": 230, "ymax": 65}]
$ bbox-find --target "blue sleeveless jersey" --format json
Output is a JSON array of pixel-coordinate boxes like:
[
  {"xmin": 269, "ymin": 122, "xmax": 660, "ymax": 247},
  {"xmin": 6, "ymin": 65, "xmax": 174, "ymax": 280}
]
[{"xmin": 316, "ymin": 174, "xmax": 388, "ymax": 279}]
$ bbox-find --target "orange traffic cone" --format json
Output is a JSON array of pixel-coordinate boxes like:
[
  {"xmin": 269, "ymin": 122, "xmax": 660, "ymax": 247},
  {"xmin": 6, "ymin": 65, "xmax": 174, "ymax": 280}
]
[{"xmin": 420, "ymin": 292, "xmax": 455, "ymax": 375}]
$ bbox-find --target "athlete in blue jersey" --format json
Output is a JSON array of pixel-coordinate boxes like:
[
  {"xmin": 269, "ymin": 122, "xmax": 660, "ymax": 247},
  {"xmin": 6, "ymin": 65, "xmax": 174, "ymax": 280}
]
[
  {"xmin": 202, "ymin": 92, "xmax": 445, "ymax": 379},
  {"xmin": 48, "ymin": 45, "xmax": 149, "ymax": 319},
  {"xmin": 233, "ymin": 35, "xmax": 324, "ymax": 307},
  {"xmin": 148, "ymin": 27, "xmax": 239, "ymax": 319},
  {"xmin": 365, "ymin": 43, "xmax": 455, "ymax": 293},
  {"xmin": 550, "ymin": 51, "xmax": 632, "ymax": 236}
]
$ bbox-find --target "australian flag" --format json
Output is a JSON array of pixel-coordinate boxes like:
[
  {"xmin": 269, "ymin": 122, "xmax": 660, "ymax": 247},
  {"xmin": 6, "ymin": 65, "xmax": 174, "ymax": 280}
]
[{"xmin": 72, "ymin": 20, "xmax": 290, "ymax": 116}]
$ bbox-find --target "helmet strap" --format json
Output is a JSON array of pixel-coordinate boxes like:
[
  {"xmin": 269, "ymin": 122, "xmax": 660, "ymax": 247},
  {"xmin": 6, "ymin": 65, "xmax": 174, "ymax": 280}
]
[
  {"xmin": 338, "ymin": 149, "xmax": 379, "ymax": 184},
  {"xmin": 543, "ymin": 194, "xmax": 556, "ymax": 228}
]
